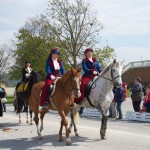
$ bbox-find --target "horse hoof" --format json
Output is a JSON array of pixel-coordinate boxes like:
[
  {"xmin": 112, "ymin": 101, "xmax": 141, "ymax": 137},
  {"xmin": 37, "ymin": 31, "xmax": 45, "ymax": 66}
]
[
  {"xmin": 39, "ymin": 137, "xmax": 43, "ymax": 140},
  {"xmin": 59, "ymin": 137, "xmax": 64, "ymax": 142},
  {"xmin": 101, "ymin": 136, "xmax": 106, "ymax": 140},
  {"xmin": 75, "ymin": 132, "xmax": 79, "ymax": 136},
  {"xmin": 68, "ymin": 129, "xmax": 71, "ymax": 134},
  {"xmin": 66, "ymin": 138, "xmax": 72, "ymax": 145},
  {"xmin": 19, "ymin": 121, "xmax": 21, "ymax": 124}
]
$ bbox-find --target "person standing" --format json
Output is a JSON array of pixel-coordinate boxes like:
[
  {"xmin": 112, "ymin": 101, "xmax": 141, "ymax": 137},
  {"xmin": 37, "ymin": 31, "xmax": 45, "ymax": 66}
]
[
  {"xmin": 40, "ymin": 48, "xmax": 65, "ymax": 109},
  {"xmin": 0, "ymin": 86, "xmax": 5, "ymax": 117},
  {"xmin": 122, "ymin": 81, "xmax": 127, "ymax": 101},
  {"xmin": 141, "ymin": 84, "xmax": 150, "ymax": 113},
  {"xmin": 1, "ymin": 87, "xmax": 7, "ymax": 112},
  {"xmin": 114, "ymin": 86, "xmax": 124, "ymax": 120},
  {"xmin": 131, "ymin": 77, "xmax": 143, "ymax": 112}
]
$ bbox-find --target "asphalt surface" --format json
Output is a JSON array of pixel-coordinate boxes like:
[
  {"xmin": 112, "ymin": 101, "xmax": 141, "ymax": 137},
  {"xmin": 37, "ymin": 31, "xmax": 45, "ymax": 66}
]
[{"xmin": 0, "ymin": 98, "xmax": 150, "ymax": 150}]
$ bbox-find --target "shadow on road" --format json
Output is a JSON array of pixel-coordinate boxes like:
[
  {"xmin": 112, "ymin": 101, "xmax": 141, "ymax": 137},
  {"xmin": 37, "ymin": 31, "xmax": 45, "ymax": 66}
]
[{"xmin": 0, "ymin": 132, "xmax": 102, "ymax": 150}]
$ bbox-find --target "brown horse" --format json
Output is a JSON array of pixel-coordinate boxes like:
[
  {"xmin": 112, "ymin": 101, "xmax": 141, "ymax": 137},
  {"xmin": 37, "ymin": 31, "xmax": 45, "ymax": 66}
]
[{"xmin": 28, "ymin": 67, "xmax": 81, "ymax": 145}]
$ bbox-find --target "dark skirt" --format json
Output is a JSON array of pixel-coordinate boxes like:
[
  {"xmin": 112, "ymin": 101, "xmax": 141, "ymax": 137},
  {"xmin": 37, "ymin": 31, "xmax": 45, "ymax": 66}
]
[
  {"xmin": 144, "ymin": 102, "xmax": 150, "ymax": 113},
  {"xmin": 0, "ymin": 100, "xmax": 3, "ymax": 117}
]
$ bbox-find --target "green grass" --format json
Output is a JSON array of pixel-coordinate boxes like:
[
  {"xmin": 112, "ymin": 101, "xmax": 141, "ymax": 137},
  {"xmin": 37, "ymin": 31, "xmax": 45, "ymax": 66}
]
[
  {"xmin": 7, "ymin": 97, "xmax": 14, "ymax": 104},
  {"xmin": 5, "ymin": 89, "xmax": 131, "ymax": 104}
]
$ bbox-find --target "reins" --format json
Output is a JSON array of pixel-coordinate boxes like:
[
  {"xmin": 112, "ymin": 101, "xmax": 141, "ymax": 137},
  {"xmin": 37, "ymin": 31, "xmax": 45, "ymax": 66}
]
[{"xmin": 97, "ymin": 65, "xmax": 121, "ymax": 82}]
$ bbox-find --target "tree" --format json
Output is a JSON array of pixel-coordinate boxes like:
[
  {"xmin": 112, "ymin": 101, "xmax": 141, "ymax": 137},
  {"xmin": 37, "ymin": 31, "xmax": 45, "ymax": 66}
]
[
  {"xmin": 9, "ymin": 16, "xmax": 67, "ymax": 80},
  {"xmin": 0, "ymin": 45, "xmax": 12, "ymax": 81},
  {"xmin": 93, "ymin": 45, "xmax": 116, "ymax": 68},
  {"xmin": 44, "ymin": 0, "xmax": 103, "ymax": 68}
]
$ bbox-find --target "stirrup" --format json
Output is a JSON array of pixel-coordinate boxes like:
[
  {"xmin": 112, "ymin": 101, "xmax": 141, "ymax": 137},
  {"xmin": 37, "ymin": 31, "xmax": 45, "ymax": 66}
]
[
  {"xmin": 70, "ymin": 103, "xmax": 76, "ymax": 108},
  {"xmin": 42, "ymin": 102, "xmax": 49, "ymax": 109}
]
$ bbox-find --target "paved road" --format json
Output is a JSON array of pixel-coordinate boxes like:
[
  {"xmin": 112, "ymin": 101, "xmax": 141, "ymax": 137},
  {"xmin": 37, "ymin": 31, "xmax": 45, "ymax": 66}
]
[{"xmin": 0, "ymin": 98, "xmax": 150, "ymax": 150}]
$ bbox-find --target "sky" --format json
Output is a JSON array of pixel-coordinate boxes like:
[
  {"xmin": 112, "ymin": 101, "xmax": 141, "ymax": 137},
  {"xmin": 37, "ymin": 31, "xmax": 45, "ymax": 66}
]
[{"xmin": 0, "ymin": 0, "xmax": 150, "ymax": 65}]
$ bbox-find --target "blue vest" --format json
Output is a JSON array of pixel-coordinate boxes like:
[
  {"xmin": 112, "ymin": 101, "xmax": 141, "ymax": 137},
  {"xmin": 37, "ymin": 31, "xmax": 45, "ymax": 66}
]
[
  {"xmin": 46, "ymin": 58, "xmax": 65, "ymax": 77},
  {"xmin": 82, "ymin": 58, "xmax": 102, "ymax": 77}
]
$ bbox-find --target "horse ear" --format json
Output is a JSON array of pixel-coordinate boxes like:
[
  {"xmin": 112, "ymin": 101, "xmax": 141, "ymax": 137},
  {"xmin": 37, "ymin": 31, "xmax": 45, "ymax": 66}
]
[
  {"xmin": 120, "ymin": 60, "xmax": 125, "ymax": 65},
  {"xmin": 77, "ymin": 67, "xmax": 81, "ymax": 73},
  {"xmin": 70, "ymin": 67, "xmax": 75, "ymax": 75},
  {"xmin": 113, "ymin": 59, "xmax": 116, "ymax": 64}
]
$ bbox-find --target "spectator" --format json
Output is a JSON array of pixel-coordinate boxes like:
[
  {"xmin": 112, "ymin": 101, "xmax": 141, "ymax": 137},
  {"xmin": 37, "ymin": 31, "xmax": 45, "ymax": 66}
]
[
  {"xmin": 1, "ymin": 87, "xmax": 7, "ymax": 112},
  {"xmin": 114, "ymin": 86, "xmax": 124, "ymax": 120},
  {"xmin": 131, "ymin": 77, "xmax": 143, "ymax": 112},
  {"xmin": 0, "ymin": 86, "xmax": 5, "ymax": 117},
  {"xmin": 108, "ymin": 86, "xmax": 117, "ymax": 119},
  {"xmin": 140, "ymin": 84, "xmax": 150, "ymax": 113},
  {"xmin": 122, "ymin": 81, "xmax": 127, "ymax": 100},
  {"xmin": 79, "ymin": 107, "xmax": 84, "ymax": 116}
]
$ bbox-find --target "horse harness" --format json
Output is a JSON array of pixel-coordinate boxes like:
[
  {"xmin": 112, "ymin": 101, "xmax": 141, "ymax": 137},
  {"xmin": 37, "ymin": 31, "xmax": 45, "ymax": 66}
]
[{"xmin": 85, "ymin": 64, "xmax": 121, "ymax": 107}]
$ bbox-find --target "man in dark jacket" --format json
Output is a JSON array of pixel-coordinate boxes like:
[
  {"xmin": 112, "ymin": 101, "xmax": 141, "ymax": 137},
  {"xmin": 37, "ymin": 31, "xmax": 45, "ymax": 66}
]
[
  {"xmin": 114, "ymin": 86, "xmax": 124, "ymax": 119},
  {"xmin": 131, "ymin": 77, "xmax": 143, "ymax": 112}
]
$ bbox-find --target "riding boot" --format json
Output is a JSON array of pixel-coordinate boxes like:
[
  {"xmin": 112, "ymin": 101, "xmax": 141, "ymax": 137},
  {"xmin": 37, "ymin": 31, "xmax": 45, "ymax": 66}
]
[{"xmin": 42, "ymin": 96, "xmax": 50, "ymax": 109}]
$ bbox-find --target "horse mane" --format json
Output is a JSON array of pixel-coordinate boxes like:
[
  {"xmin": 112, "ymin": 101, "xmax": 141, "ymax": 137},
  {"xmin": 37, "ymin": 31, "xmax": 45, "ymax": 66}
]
[
  {"xmin": 59, "ymin": 70, "xmax": 72, "ymax": 87},
  {"xmin": 100, "ymin": 60, "xmax": 121, "ymax": 76},
  {"xmin": 100, "ymin": 63, "xmax": 112, "ymax": 76}
]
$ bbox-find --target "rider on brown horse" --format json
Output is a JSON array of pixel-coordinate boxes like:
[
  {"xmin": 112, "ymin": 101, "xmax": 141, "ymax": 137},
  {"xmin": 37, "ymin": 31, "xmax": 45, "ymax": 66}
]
[{"xmin": 40, "ymin": 48, "xmax": 65, "ymax": 109}]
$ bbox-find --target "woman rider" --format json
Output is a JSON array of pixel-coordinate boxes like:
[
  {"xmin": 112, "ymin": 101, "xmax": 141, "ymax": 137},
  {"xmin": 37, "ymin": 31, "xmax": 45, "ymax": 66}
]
[
  {"xmin": 40, "ymin": 48, "xmax": 65, "ymax": 109},
  {"xmin": 74, "ymin": 47, "xmax": 102, "ymax": 104},
  {"xmin": 22, "ymin": 61, "xmax": 33, "ymax": 82}
]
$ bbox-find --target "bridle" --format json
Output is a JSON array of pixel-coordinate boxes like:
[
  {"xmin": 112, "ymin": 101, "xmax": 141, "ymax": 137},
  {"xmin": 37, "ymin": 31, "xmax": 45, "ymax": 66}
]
[
  {"xmin": 65, "ymin": 75, "xmax": 80, "ymax": 93},
  {"xmin": 97, "ymin": 64, "xmax": 121, "ymax": 82}
]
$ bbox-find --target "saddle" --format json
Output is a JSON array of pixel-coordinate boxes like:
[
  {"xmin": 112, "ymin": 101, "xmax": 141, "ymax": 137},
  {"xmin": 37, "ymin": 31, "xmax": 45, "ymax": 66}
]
[
  {"xmin": 84, "ymin": 80, "xmax": 93, "ymax": 97},
  {"xmin": 17, "ymin": 82, "xmax": 29, "ymax": 93},
  {"xmin": 84, "ymin": 77, "xmax": 98, "ymax": 107},
  {"xmin": 48, "ymin": 78, "xmax": 59, "ymax": 97}
]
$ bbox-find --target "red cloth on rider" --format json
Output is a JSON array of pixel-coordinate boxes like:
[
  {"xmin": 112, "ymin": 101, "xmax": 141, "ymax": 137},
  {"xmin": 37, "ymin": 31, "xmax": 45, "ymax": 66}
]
[
  {"xmin": 74, "ymin": 76, "xmax": 91, "ymax": 104},
  {"xmin": 40, "ymin": 78, "xmax": 54, "ymax": 106}
]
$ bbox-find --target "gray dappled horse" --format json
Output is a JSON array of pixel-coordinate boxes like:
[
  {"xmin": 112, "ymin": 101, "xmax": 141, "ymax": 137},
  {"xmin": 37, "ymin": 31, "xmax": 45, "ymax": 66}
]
[{"xmin": 69, "ymin": 59, "xmax": 123, "ymax": 139}]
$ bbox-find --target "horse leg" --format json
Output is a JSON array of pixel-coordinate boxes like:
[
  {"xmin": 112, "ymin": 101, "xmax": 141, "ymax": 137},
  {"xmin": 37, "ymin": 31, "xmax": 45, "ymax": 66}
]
[
  {"xmin": 29, "ymin": 108, "xmax": 33, "ymax": 125},
  {"xmin": 69, "ymin": 107, "xmax": 79, "ymax": 136},
  {"xmin": 19, "ymin": 112, "xmax": 21, "ymax": 124},
  {"xmin": 26, "ymin": 105, "xmax": 29, "ymax": 124},
  {"xmin": 40, "ymin": 109, "xmax": 48, "ymax": 132},
  {"xmin": 68, "ymin": 108, "xmax": 73, "ymax": 134},
  {"xmin": 99, "ymin": 106, "xmax": 108, "ymax": 140},
  {"xmin": 33, "ymin": 110, "xmax": 42, "ymax": 139},
  {"xmin": 59, "ymin": 111, "xmax": 71, "ymax": 145},
  {"xmin": 59, "ymin": 120, "xmax": 64, "ymax": 142}
]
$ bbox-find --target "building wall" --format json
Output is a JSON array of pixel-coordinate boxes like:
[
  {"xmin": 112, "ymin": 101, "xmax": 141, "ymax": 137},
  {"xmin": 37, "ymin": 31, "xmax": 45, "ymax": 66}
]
[{"xmin": 122, "ymin": 67, "xmax": 150, "ymax": 88}]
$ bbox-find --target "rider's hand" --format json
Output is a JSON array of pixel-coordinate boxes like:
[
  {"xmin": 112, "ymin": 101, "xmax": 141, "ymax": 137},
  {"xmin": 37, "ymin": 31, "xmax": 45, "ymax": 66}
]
[
  {"xmin": 25, "ymin": 73, "xmax": 30, "ymax": 78},
  {"xmin": 50, "ymin": 75, "xmax": 56, "ymax": 80},
  {"xmin": 93, "ymin": 71, "xmax": 98, "ymax": 75}
]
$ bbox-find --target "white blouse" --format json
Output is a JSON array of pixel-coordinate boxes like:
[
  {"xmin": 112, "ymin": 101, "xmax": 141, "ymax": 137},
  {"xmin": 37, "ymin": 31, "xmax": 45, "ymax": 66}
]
[
  {"xmin": 52, "ymin": 59, "xmax": 60, "ymax": 70},
  {"xmin": 88, "ymin": 57, "xmax": 93, "ymax": 62}
]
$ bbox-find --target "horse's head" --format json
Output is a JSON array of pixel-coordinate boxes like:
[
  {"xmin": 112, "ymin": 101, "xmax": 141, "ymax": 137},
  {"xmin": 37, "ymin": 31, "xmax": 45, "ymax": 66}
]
[
  {"xmin": 30, "ymin": 71, "xmax": 41, "ymax": 83},
  {"xmin": 111, "ymin": 59, "xmax": 122, "ymax": 87},
  {"xmin": 70, "ymin": 67, "xmax": 81, "ymax": 98}
]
